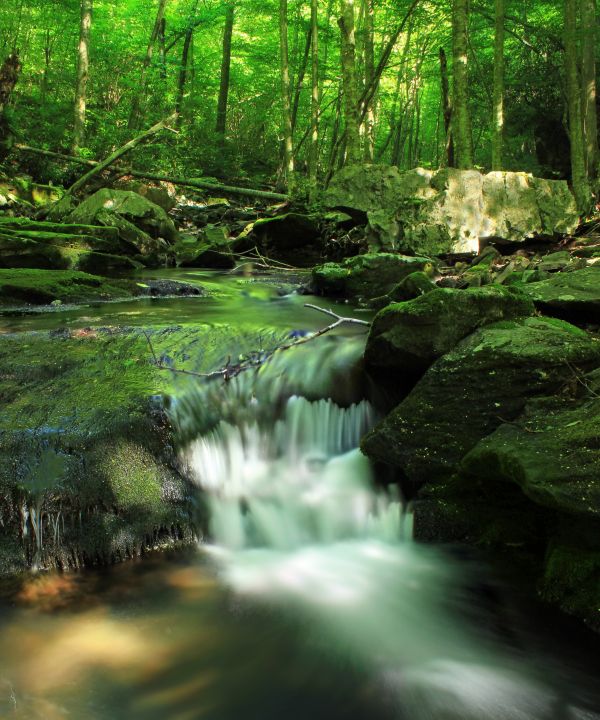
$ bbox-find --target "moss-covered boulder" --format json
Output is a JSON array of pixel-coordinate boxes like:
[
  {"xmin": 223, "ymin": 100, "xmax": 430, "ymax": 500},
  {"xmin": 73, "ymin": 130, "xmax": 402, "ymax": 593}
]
[
  {"xmin": 362, "ymin": 317, "xmax": 600, "ymax": 485},
  {"xmin": 0, "ymin": 268, "xmax": 134, "ymax": 306},
  {"xmin": 521, "ymin": 266, "xmax": 600, "ymax": 324},
  {"xmin": 65, "ymin": 189, "xmax": 178, "ymax": 256},
  {"xmin": 365, "ymin": 286, "xmax": 535, "ymax": 377},
  {"xmin": 313, "ymin": 253, "xmax": 435, "ymax": 301},
  {"xmin": 0, "ymin": 324, "xmax": 281, "ymax": 574}
]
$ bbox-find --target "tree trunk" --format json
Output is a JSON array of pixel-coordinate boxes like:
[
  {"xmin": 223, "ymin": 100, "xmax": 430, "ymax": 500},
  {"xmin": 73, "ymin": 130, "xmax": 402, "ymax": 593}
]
[
  {"xmin": 439, "ymin": 47, "xmax": 454, "ymax": 167},
  {"xmin": 564, "ymin": 0, "xmax": 592, "ymax": 211},
  {"xmin": 128, "ymin": 0, "xmax": 168, "ymax": 130},
  {"xmin": 158, "ymin": 17, "xmax": 167, "ymax": 79},
  {"xmin": 362, "ymin": 0, "xmax": 375, "ymax": 161},
  {"xmin": 491, "ymin": 0, "xmax": 505, "ymax": 170},
  {"xmin": 451, "ymin": 0, "xmax": 473, "ymax": 168},
  {"xmin": 279, "ymin": 0, "xmax": 295, "ymax": 187},
  {"xmin": 174, "ymin": 25, "xmax": 193, "ymax": 128},
  {"xmin": 581, "ymin": 0, "xmax": 598, "ymax": 179},
  {"xmin": 291, "ymin": 26, "xmax": 311, "ymax": 134},
  {"xmin": 0, "ymin": 51, "xmax": 21, "ymax": 160},
  {"xmin": 72, "ymin": 0, "xmax": 92, "ymax": 153},
  {"xmin": 309, "ymin": 0, "xmax": 319, "ymax": 187},
  {"xmin": 338, "ymin": 0, "xmax": 361, "ymax": 165},
  {"xmin": 215, "ymin": 3, "xmax": 234, "ymax": 140}
]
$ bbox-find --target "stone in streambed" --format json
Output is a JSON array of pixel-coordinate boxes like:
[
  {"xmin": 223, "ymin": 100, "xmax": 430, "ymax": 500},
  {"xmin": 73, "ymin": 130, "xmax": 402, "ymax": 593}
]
[
  {"xmin": 521, "ymin": 266, "xmax": 600, "ymax": 324},
  {"xmin": 361, "ymin": 317, "xmax": 600, "ymax": 486},
  {"xmin": 365, "ymin": 285, "xmax": 535, "ymax": 377},
  {"xmin": 312, "ymin": 253, "xmax": 435, "ymax": 301}
]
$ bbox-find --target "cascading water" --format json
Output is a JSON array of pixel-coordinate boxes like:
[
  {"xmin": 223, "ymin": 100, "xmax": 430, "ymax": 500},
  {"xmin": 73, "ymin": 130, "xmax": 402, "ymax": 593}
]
[{"xmin": 177, "ymin": 337, "xmax": 600, "ymax": 720}]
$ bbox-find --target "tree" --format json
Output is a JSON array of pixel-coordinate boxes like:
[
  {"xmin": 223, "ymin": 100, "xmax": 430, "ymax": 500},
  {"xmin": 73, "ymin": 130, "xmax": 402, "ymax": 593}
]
[
  {"xmin": 216, "ymin": 2, "xmax": 235, "ymax": 140},
  {"xmin": 338, "ymin": 0, "xmax": 360, "ymax": 165},
  {"xmin": 491, "ymin": 0, "xmax": 505, "ymax": 170},
  {"xmin": 581, "ymin": 0, "xmax": 598, "ymax": 179},
  {"xmin": 128, "ymin": 0, "xmax": 168, "ymax": 130},
  {"xmin": 451, "ymin": 0, "xmax": 473, "ymax": 169},
  {"xmin": 279, "ymin": 0, "xmax": 294, "ymax": 187},
  {"xmin": 362, "ymin": 0, "xmax": 375, "ymax": 161},
  {"xmin": 564, "ymin": 0, "xmax": 592, "ymax": 211},
  {"xmin": 309, "ymin": 0, "xmax": 319, "ymax": 186},
  {"xmin": 72, "ymin": 0, "xmax": 92, "ymax": 153}
]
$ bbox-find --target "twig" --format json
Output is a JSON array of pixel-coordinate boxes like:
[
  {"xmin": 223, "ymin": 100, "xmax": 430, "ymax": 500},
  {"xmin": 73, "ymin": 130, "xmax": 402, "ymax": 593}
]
[
  {"xmin": 143, "ymin": 304, "xmax": 370, "ymax": 382},
  {"xmin": 564, "ymin": 359, "xmax": 600, "ymax": 398}
]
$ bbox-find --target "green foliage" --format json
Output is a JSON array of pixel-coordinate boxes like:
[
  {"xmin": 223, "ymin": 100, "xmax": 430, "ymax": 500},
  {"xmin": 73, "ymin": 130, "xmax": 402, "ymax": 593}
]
[{"xmin": 0, "ymin": 0, "xmax": 582, "ymax": 183}]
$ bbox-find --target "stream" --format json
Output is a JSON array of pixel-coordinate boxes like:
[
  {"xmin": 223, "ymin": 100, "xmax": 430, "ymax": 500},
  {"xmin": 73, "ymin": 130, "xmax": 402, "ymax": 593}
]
[{"xmin": 0, "ymin": 270, "xmax": 599, "ymax": 719}]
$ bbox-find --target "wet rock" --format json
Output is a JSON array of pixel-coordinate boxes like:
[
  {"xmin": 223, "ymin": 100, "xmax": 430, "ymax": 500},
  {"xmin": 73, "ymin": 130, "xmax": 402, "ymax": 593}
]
[
  {"xmin": 521, "ymin": 266, "xmax": 600, "ymax": 324},
  {"xmin": 365, "ymin": 285, "xmax": 535, "ymax": 377},
  {"xmin": 361, "ymin": 317, "xmax": 600, "ymax": 485},
  {"xmin": 139, "ymin": 279, "xmax": 204, "ymax": 296},
  {"xmin": 179, "ymin": 248, "xmax": 235, "ymax": 269},
  {"xmin": 312, "ymin": 253, "xmax": 435, "ymax": 301}
]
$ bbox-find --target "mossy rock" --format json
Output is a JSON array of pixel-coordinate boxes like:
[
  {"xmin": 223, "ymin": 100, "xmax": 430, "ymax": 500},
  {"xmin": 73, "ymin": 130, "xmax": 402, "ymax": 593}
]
[
  {"xmin": 362, "ymin": 316, "xmax": 600, "ymax": 485},
  {"xmin": 459, "ymin": 395, "xmax": 600, "ymax": 518},
  {"xmin": 0, "ymin": 268, "xmax": 136, "ymax": 306},
  {"xmin": 365, "ymin": 285, "xmax": 535, "ymax": 377},
  {"xmin": 76, "ymin": 251, "xmax": 143, "ymax": 274},
  {"xmin": 313, "ymin": 253, "xmax": 435, "ymax": 301},
  {"xmin": 522, "ymin": 266, "xmax": 600, "ymax": 324}
]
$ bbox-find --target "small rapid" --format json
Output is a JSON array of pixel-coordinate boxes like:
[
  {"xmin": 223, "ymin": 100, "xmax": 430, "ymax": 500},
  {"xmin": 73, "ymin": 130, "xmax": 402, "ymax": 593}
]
[{"xmin": 175, "ymin": 341, "xmax": 600, "ymax": 720}]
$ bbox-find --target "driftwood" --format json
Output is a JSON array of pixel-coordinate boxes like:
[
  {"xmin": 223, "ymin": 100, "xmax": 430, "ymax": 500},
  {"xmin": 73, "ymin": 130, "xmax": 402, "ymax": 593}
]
[
  {"xmin": 15, "ymin": 143, "xmax": 290, "ymax": 203},
  {"xmin": 66, "ymin": 113, "xmax": 178, "ymax": 196},
  {"xmin": 144, "ymin": 304, "xmax": 370, "ymax": 382}
]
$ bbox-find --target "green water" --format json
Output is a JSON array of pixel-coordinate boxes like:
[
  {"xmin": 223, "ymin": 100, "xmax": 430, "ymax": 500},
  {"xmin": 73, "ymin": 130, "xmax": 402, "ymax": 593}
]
[{"xmin": 0, "ymin": 269, "xmax": 371, "ymax": 334}]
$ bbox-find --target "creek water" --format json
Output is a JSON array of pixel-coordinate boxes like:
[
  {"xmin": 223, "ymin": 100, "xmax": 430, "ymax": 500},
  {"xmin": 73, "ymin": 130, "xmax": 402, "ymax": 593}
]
[{"xmin": 0, "ymin": 271, "xmax": 599, "ymax": 719}]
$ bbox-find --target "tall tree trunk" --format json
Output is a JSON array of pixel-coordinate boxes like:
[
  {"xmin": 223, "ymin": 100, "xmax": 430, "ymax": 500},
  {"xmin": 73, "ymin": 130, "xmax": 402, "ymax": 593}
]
[
  {"xmin": 279, "ymin": 0, "xmax": 295, "ymax": 187},
  {"xmin": 291, "ymin": 27, "xmax": 311, "ymax": 134},
  {"xmin": 72, "ymin": 0, "xmax": 92, "ymax": 153},
  {"xmin": 338, "ymin": 0, "xmax": 361, "ymax": 165},
  {"xmin": 451, "ymin": 0, "xmax": 473, "ymax": 168},
  {"xmin": 439, "ymin": 47, "xmax": 454, "ymax": 167},
  {"xmin": 362, "ymin": 0, "xmax": 375, "ymax": 161},
  {"xmin": 158, "ymin": 17, "xmax": 167, "ymax": 79},
  {"xmin": 128, "ymin": 0, "xmax": 168, "ymax": 130},
  {"xmin": 565, "ymin": 0, "xmax": 592, "ymax": 211},
  {"xmin": 174, "ymin": 26, "xmax": 193, "ymax": 127},
  {"xmin": 309, "ymin": 0, "xmax": 319, "ymax": 187},
  {"xmin": 581, "ymin": 0, "xmax": 598, "ymax": 179},
  {"xmin": 491, "ymin": 0, "xmax": 505, "ymax": 170},
  {"xmin": 0, "ymin": 51, "xmax": 21, "ymax": 159},
  {"xmin": 215, "ymin": 3, "xmax": 234, "ymax": 140}
]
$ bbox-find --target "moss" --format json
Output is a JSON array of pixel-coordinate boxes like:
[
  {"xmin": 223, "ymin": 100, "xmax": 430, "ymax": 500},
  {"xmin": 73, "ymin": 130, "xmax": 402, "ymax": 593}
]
[
  {"xmin": 541, "ymin": 544, "xmax": 600, "ymax": 631},
  {"xmin": 313, "ymin": 253, "xmax": 435, "ymax": 300},
  {"xmin": 0, "ymin": 268, "xmax": 134, "ymax": 305}
]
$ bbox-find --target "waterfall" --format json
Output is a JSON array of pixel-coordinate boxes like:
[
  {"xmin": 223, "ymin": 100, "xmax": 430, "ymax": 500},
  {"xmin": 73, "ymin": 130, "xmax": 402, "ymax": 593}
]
[{"xmin": 175, "ymin": 341, "xmax": 591, "ymax": 720}]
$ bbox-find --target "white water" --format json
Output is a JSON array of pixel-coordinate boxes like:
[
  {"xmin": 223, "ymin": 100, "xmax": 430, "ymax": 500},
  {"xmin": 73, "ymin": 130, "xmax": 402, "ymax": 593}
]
[{"xmin": 181, "ymin": 390, "xmax": 598, "ymax": 720}]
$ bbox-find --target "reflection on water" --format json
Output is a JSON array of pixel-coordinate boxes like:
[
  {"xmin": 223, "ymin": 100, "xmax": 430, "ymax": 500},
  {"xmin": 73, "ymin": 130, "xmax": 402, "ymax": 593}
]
[{"xmin": 0, "ymin": 269, "xmax": 370, "ymax": 334}]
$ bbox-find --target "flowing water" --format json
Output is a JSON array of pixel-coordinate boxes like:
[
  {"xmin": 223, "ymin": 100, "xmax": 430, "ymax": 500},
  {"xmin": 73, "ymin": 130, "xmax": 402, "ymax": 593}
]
[{"xmin": 0, "ymin": 271, "xmax": 599, "ymax": 719}]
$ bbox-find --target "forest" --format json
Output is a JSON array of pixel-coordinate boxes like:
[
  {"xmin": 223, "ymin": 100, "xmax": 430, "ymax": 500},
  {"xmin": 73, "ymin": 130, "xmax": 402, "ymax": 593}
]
[
  {"xmin": 0, "ymin": 1, "xmax": 599, "ymax": 719},
  {"xmin": 0, "ymin": 0, "xmax": 597, "ymax": 203}
]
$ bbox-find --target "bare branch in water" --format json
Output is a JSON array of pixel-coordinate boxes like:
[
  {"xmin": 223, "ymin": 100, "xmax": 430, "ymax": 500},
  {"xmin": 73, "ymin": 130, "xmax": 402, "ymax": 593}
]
[{"xmin": 143, "ymin": 303, "xmax": 370, "ymax": 382}]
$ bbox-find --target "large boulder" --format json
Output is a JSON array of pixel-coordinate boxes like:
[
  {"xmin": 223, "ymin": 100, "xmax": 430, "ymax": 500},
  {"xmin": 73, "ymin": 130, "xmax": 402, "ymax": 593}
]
[
  {"xmin": 521, "ymin": 266, "xmax": 600, "ymax": 324},
  {"xmin": 312, "ymin": 253, "xmax": 435, "ymax": 301},
  {"xmin": 365, "ymin": 285, "xmax": 534, "ymax": 377},
  {"xmin": 66, "ymin": 189, "xmax": 178, "ymax": 255},
  {"xmin": 323, "ymin": 165, "xmax": 579, "ymax": 255},
  {"xmin": 361, "ymin": 317, "xmax": 600, "ymax": 485},
  {"xmin": 251, "ymin": 213, "xmax": 322, "ymax": 266}
]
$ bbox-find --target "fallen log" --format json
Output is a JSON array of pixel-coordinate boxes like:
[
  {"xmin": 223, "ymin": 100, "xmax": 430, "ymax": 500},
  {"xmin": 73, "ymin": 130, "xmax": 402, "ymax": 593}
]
[
  {"xmin": 66, "ymin": 112, "xmax": 178, "ymax": 197},
  {"xmin": 15, "ymin": 144, "xmax": 290, "ymax": 203}
]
